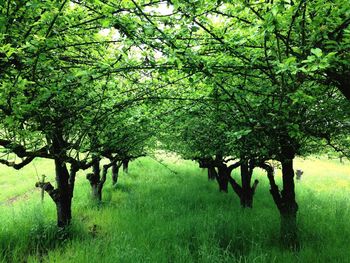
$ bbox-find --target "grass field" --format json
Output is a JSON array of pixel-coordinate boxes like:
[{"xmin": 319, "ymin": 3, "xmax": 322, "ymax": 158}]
[{"xmin": 0, "ymin": 155, "xmax": 350, "ymax": 263}]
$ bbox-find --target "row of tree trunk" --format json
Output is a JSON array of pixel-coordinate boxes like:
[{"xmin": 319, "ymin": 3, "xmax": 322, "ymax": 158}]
[
  {"xmin": 37, "ymin": 153, "xmax": 130, "ymax": 227},
  {"xmin": 86, "ymin": 158, "xmax": 129, "ymax": 201},
  {"xmin": 199, "ymin": 150, "xmax": 299, "ymax": 249},
  {"xmin": 39, "ymin": 138, "xmax": 298, "ymax": 249},
  {"xmin": 200, "ymin": 158, "xmax": 258, "ymax": 208}
]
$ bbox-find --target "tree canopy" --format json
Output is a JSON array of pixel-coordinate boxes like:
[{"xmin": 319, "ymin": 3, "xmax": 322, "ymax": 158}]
[{"xmin": 1, "ymin": 0, "xmax": 350, "ymax": 248}]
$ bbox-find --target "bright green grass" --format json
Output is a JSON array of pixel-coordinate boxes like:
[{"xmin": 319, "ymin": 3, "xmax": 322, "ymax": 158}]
[
  {"xmin": 0, "ymin": 156, "xmax": 350, "ymax": 262},
  {"xmin": 0, "ymin": 158, "xmax": 55, "ymax": 202}
]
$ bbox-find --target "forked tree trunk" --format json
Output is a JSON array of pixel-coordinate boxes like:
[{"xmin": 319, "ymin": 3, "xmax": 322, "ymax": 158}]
[
  {"xmin": 259, "ymin": 155, "xmax": 299, "ymax": 249},
  {"xmin": 226, "ymin": 160, "xmax": 258, "ymax": 208},
  {"xmin": 239, "ymin": 162, "xmax": 259, "ymax": 208},
  {"xmin": 87, "ymin": 160, "xmax": 111, "ymax": 202},
  {"xmin": 197, "ymin": 158, "xmax": 217, "ymax": 181},
  {"xmin": 35, "ymin": 131, "xmax": 79, "ymax": 227}
]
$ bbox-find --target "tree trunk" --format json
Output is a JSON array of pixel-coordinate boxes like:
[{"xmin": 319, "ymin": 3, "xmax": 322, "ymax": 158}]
[
  {"xmin": 239, "ymin": 161, "xmax": 259, "ymax": 208},
  {"xmin": 122, "ymin": 159, "xmax": 129, "ymax": 173},
  {"xmin": 280, "ymin": 209, "xmax": 298, "ymax": 248},
  {"xmin": 35, "ymin": 131, "xmax": 78, "ymax": 227},
  {"xmin": 54, "ymin": 158, "xmax": 72, "ymax": 227},
  {"xmin": 86, "ymin": 172, "xmax": 103, "ymax": 202},
  {"xmin": 112, "ymin": 163, "xmax": 120, "ymax": 185},
  {"xmin": 216, "ymin": 165, "xmax": 229, "ymax": 192},
  {"xmin": 326, "ymin": 70, "xmax": 350, "ymax": 100},
  {"xmin": 280, "ymin": 157, "xmax": 299, "ymax": 249},
  {"xmin": 208, "ymin": 167, "xmax": 217, "ymax": 180},
  {"xmin": 87, "ymin": 159, "xmax": 102, "ymax": 201},
  {"xmin": 56, "ymin": 194, "xmax": 72, "ymax": 228},
  {"xmin": 87, "ymin": 161, "xmax": 110, "ymax": 202},
  {"xmin": 259, "ymin": 158, "xmax": 298, "ymax": 249},
  {"xmin": 86, "ymin": 172, "xmax": 100, "ymax": 200},
  {"xmin": 240, "ymin": 162, "xmax": 252, "ymax": 207}
]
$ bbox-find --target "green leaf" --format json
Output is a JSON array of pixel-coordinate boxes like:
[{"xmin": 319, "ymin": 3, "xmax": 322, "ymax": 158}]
[{"xmin": 311, "ymin": 48, "xmax": 323, "ymax": 58}]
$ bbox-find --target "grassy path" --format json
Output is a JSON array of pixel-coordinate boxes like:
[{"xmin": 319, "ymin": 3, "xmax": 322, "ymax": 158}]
[
  {"xmin": 0, "ymin": 188, "xmax": 40, "ymax": 206},
  {"xmin": 0, "ymin": 156, "xmax": 350, "ymax": 262}
]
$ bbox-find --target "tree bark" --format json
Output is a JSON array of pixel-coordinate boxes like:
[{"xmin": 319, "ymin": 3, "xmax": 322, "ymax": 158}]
[
  {"xmin": 87, "ymin": 172, "xmax": 102, "ymax": 201},
  {"xmin": 122, "ymin": 159, "xmax": 129, "ymax": 173},
  {"xmin": 326, "ymin": 70, "xmax": 350, "ymax": 100},
  {"xmin": 87, "ymin": 159, "xmax": 102, "ymax": 201},
  {"xmin": 259, "ymin": 154, "xmax": 299, "ymax": 249},
  {"xmin": 216, "ymin": 165, "xmax": 229, "ymax": 192},
  {"xmin": 87, "ymin": 160, "xmax": 111, "ymax": 202},
  {"xmin": 225, "ymin": 160, "xmax": 258, "ymax": 208},
  {"xmin": 279, "ymin": 156, "xmax": 299, "ymax": 249},
  {"xmin": 54, "ymin": 158, "xmax": 73, "ymax": 227},
  {"xmin": 35, "ymin": 151, "xmax": 76, "ymax": 227},
  {"xmin": 240, "ymin": 162, "xmax": 251, "ymax": 207},
  {"xmin": 111, "ymin": 162, "xmax": 120, "ymax": 185},
  {"xmin": 207, "ymin": 166, "xmax": 217, "ymax": 180}
]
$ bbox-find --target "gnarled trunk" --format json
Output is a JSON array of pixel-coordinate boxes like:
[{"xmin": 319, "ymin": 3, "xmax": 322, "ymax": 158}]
[
  {"xmin": 87, "ymin": 172, "xmax": 102, "ymax": 200},
  {"xmin": 37, "ymin": 158, "xmax": 74, "ymax": 227},
  {"xmin": 35, "ymin": 131, "xmax": 79, "ymax": 227},
  {"xmin": 260, "ymin": 153, "xmax": 299, "ymax": 249},
  {"xmin": 239, "ymin": 161, "xmax": 259, "ymax": 208},
  {"xmin": 226, "ymin": 160, "xmax": 258, "ymax": 208},
  {"xmin": 86, "ymin": 160, "xmax": 110, "ymax": 202},
  {"xmin": 56, "ymin": 194, "xmax": 72, "ymax": 227},
  {"xmin": 87, "ymin": 159, "xmax": 102, "ymax": 200}
]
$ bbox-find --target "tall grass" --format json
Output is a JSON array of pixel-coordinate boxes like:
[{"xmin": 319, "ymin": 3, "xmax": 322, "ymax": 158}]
[{"xmin": 0, "ymin": 156, "xmax": 349, "ymax": 262}]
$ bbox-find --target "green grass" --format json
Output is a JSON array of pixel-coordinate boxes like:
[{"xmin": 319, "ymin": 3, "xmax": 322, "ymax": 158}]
[
  {"xmin": 0, "ymin": 155, "xmax": 350, "ymax": 262},
  {"xmin": 0, "ymin": 158, "xmax": 55, "ymax": 202}
]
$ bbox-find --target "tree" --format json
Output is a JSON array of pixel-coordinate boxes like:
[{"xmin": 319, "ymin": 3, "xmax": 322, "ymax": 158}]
[
  {"xmin": 132, "ymin": 0, "xmax": 350, "ymax": 247},
  {"xmin": 0, "ymin": 0, "xmax": 163, "ymax": 226},
  {"xmin": 85, "ymin": 107, "xmax": 155, "ymax": 202}
]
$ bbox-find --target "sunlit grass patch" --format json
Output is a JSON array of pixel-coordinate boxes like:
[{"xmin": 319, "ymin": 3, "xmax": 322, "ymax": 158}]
[{"xmin": 0, "ymin": 156, "xmax": 349, "ymax": 262}]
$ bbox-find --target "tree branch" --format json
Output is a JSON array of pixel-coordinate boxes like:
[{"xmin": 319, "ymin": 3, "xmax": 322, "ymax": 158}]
[
  {"xmin": 35, "ymin": 182, "xmax": 59, "ymax": 203},
  {"xmin": 258, "ymin": 162, "xmax": 282, "ymax": 209},
  {"xmin": 0, "ymin": 156, "xmax": 35, "ymax": 170}
]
